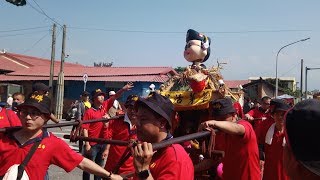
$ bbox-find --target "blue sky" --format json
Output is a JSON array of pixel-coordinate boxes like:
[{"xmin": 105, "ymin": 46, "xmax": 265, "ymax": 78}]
[{"xmin": 1, "ymin": 0, "xmax": 320, "ymax": 91}]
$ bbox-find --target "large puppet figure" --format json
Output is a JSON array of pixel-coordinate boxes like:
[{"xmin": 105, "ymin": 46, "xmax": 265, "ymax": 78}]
[
  {"xmin": 183, "ymin": 29, "xmax": 212, "ymax": 93},
  {"xmin": 184, "ymin": 29, "xmax": 211, "ymax": 70}
]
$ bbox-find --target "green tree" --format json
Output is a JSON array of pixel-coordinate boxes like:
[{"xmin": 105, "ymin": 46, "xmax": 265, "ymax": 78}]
[
  {"xmin": 93, "ymin": 61, "xmax": 113, "ymax": 67},
  {"xmin": 174, "ymin": 66, "xmax": 186, "ymax": 73},
  {"xmin": 265, "ymin": 78, "xmax": 298, "ymax": 97}
]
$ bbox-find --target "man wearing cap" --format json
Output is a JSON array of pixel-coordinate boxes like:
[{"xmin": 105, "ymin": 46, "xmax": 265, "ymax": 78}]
[
  {"xmin": 102, "ymin": 94, "xmax": 138, "ymax": 175},
  {"xmin": 76, "ymin": 91, "xmax": 91, "ymax": 122},
  {"xmin": 245, "ymin": 96, "xmax": 272, "ymax": 136},
  {"xmin": 199, "ymin": 98, "xmax": 260, "ymax": 180},
  {"xmin": 75, "ymin": 91, "xmax": 91, "ymax": 153},
  {"xmin": 257, "ymin": 99, "xmax": 290, "ymax": 180},
  {"xmin": 32, "ymin": 82, "xmax": 50, "ymax": 95},
  {"xmin": 82, "ymin": 82, "xmax": 133, "ymax": 180},
  {"xmin": 0, "ymin": 93, "xmax": 123, "ymax": 180},
  {"xmin": 245, "ymin": 96, "xmax": 272, "ymax": 172},
  {"xmin": 283, "ymin": 99, "xmax": 320, "ymax": 180},
  {"xmin": 32, "ymin": 82, "xmax": 59, "ymax": 124},
  {"xmin": 108, "ymin": 91, "xmax": 123, "ymax": 118},
  {"xmin": 131, "ymin": 93, "xmax": 194, "ymax": 180}
]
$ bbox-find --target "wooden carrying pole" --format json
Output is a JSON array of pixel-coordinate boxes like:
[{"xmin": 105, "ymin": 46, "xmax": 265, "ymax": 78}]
[
  {"xmin": 63, "ymin": 130, "xmax": 212, "ymax": 149},
  {"xmin": 0, "ymin": 115, "xmax": 124, "ymax": 133},
  {"xmin": 63, "ymin": 135, "xmax": 129, "ymax": 146}
]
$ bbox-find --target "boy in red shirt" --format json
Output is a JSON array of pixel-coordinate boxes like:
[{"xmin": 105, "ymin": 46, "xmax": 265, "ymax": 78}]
[
  {"xmin": 131, "ymin": 93, "xmax": 194, "ymax": 180},
  {"xmin": 0, "ymin": 93, "xmax": 122, "ymax": 180},
  {"xmin": 257, "ymin": 99, "xmax": 290, "ymax": 180},
  {"xmin": 103, "ymin": 95, "xmax": 138, "ymax": 175},
  {"xmin": 199, "ymin": 98, "xmax": 260, "ymax": 180}
]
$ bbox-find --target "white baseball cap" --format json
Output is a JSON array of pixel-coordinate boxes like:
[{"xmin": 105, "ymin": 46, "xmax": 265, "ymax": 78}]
[{"xmin": 109, "ymin": 91, "xmax": 116, "ymax": 96}]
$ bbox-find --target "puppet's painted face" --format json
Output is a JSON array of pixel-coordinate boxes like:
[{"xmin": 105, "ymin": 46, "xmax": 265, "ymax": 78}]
[{"xmin": 184, "ymin": 40, "xmax": 208, "ymax": 63}]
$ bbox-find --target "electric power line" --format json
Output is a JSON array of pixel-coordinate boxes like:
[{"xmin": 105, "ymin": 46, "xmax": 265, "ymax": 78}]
[
  {"xmin": 40, "ymin": 27, "xmax": 62, "ymax": 57},
  {"xmin": 280, "ymin": 62, "xmax": 300, "ymax": 77},
  {"xmin": 0, "ymin": 26, "xmax": 49, "ymax": 33},
  {"xmin": 22, "ymin": 31, "xmax": 50, "ymax": 53},
  {"xmin": 0, "ymin": 30, "xmax": 49, "ymax": 38},
  {"xmin": 209, "ymin": 29, "xmax": 312, "ymax": 34},
  {"xmin": 27, "ymin": 0, "xmax": 62, "ymax": 27},
  {"xmin": 30, "ymin": 0, "xmax": 46, "ymax": 14},
  {"xmin": 68, "ymin": 26, "xmax": 312, "ymax": 34}
]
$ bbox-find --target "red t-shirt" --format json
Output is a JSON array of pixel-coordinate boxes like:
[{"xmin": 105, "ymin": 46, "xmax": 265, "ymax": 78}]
[
  {"xmin": 0, "ymin": 108, "xmax": 21, "ymax": 128},
  {"xmin": 82, "ymin": 99, "xmax": 114, "ymax": 146},
  {"xmin": 215, "ymin": 132, "xmax": 226, "ymax": 152},
  {"xmin": 259, "ymin": 123, "xmax": 289, "ymax": 180},
  {"xmin": 0, "ymin": 132, "xmax": 84, "ymax": 180},
  {"xmin": 223, "ymin": 120, "xmax": 260, "ymax": 180},
  {"xmin": 257, "ymin": 118, "xmax": 275, "ymax": 145},
  {"xmin": 148, "ymin": 144, "xmax": 194, "ymax": 180},
  {"xmin": 246, "ymin": 108, "xmax": 271, "ymax": 137},
  {"xmin": 104, "ymin": 116, "xmax": 137, "ymax": 174},
  {"xmin": 233, "ymin": 102, "xmax": 244, "ymax": 119},
  {"xmin": 101, "ymin": 98, "xmax": 115, "ymax": 114}
]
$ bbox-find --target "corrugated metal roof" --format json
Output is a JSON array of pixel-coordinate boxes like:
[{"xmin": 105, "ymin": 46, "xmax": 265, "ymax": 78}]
[
  {"xmin": 0, "ymin": 52, "xmax": 176, "ymax": 83},
  {"xmin": 0, "ymin": 74, "xmax": 170, "ymax": 82},
  {"xmin": 0, "ymin": 52, "xmax": 84, "ymax": 73},
  {"xmin": 0, "ymin": 55, "xmax": 30, "ymax": 72},
  {"xmin": 224, "ymin": 80, "xmax": 250, "ymax": 89},
  {"xmin": 8, "ymin": 66, "xmax": 176, "ymax": 77},
  {"xmin": 2, "ymin": 52, "xmax": 84, "ymax": 67}
]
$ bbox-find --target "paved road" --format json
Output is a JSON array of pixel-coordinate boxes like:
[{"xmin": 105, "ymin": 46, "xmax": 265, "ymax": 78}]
[{"xmin": 47, "ymin": 120, "xmax": 84, "ymax": 180}]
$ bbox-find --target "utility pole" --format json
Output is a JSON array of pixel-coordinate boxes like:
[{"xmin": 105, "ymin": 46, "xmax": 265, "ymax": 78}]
[
  {"xmin": 305, "ymin": 67, "xmax": 320, "ymax": 99},
  {"xmin": 55, "ymin": 25, "xmax": 66, "ymax": 119},
  {"xmin": 49, "ymin": 23, "xmax": 56, "ymax": 100},
  {"xmin": 300, "ymin": 59, "xmax": 303, "ymax": 101}
]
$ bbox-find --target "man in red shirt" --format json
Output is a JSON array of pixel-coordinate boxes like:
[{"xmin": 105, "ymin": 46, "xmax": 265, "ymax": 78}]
[
  {"xmin": 82, "ymin": 83, "xmax": 133, "ymax": 180},
  {"xmin": 245, "ymin": 96, "xmax": 272, "ymax": 171},
  {"xmin": 32, "ymin": 82, "xmax": 60, "ymax": 124},
  {"xmin": 257, "ymin": 99, "xmax": 290, "ymax": 180},
  {"xmin": 0, "ymin": 105, "xmax": 21, "ymax": 128},
  {"xmin": 131, "ymin": 93, "xmax": 194, "ymax": 180},
  {"xmin": 199, "ymin": 98, "xmax": 260, "ymax": 180},
  {"xmin": 102, "ymin": 94, "xmax": 138, "ymax": 175},
  {"xmin": 0, "ymin": 93, "xmax": 122, "ymax": 180},
  {"xmin": 245, "ymin": 96, "xmax": 272, "ymax": 136},
  {"xmin": 283, "ymin": 99, "xmax": 320, "ymax": 180}
]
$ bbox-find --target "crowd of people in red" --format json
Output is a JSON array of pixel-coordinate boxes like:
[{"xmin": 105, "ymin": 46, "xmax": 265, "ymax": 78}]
[{"xmin": 0, "ymin": 81, "xmax": 319, "ymax": 180}]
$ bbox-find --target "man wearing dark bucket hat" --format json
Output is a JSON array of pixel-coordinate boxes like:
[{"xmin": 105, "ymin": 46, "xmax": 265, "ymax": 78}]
[
  {"xmin": 102, "ymin": 94, "xmax": 139, "ymax": 175},
  {"xmin": 198, "ymin": 98, "xmax": 260, "ymax": 180},
  {"xmin": 131, "ymin": 93, "xmax": 194, "ymax": 179},
  {"xmin": 284, "ymin": 99, "xmax": 320, "ymax": 180},
  {"xmin": 0, "ymin": 93, "xmax": 123, "ymax": 180},
  {"xmin": 257, "ymin": 99, "xmax": 290, "ymax": 180}
]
